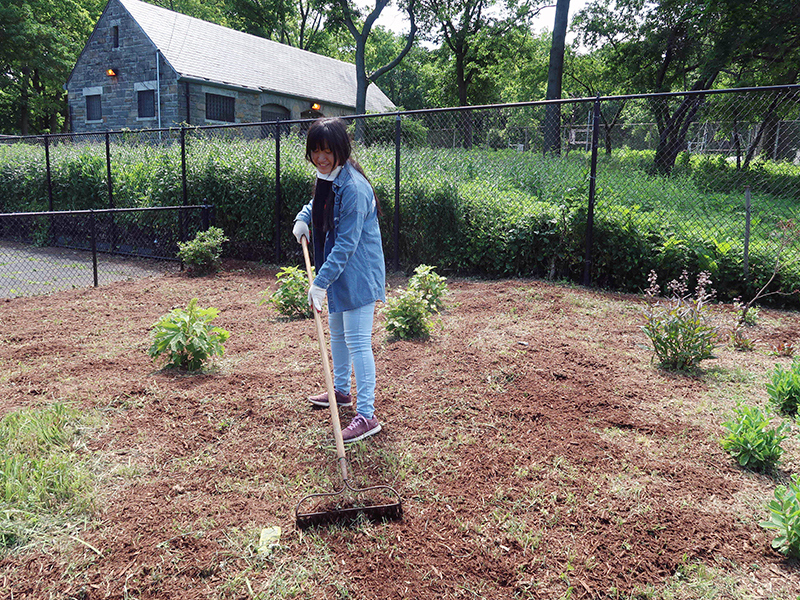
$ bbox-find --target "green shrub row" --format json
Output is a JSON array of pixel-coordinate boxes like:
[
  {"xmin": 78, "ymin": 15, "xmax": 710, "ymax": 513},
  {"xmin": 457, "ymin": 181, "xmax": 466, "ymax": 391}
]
[{"xmin": 2, "ymin": 139, "xmax": 799, "ymax": 307}]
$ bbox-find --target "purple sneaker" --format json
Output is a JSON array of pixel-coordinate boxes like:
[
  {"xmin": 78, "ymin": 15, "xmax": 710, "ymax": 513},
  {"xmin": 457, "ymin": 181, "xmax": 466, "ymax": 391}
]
[
  {"xmin": 341, "ymin": 414, "xmax": 381, "ymax": 443},
  {"xmin": 308, "ymin": 389, "xmax": 352, "ymax": 408}
]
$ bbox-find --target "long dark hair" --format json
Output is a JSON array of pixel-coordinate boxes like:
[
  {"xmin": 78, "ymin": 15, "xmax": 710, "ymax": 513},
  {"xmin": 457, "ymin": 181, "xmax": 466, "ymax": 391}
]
[{"xmin": 305, "ymin": 118, "xmax": 381, "ymax": 216}]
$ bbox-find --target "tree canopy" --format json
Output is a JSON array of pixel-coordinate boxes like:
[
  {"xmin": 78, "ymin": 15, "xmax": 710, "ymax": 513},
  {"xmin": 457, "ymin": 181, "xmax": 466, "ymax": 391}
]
[{"xmin": 1, "ymin": 0, "xmax": 798, "ymax": 136}]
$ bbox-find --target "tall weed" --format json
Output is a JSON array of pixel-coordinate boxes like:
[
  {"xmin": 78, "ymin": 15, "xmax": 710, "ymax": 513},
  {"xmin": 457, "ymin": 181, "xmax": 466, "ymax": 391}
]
[{"xmin": 641, "ymin": 270, "xmax": 719, "ymax": 370}]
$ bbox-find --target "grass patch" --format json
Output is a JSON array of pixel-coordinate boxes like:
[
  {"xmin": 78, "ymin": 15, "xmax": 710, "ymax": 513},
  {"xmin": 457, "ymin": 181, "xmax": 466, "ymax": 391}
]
[{"xmin": 0, "ymin": 402, "xmax": 97, "ymax": 552}]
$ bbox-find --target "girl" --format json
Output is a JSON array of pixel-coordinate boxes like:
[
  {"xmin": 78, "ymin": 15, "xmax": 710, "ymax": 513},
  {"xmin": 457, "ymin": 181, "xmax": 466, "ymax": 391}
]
[{"xmin": 292, "ymin": 117, "xmax": 385, "ymax": 443}]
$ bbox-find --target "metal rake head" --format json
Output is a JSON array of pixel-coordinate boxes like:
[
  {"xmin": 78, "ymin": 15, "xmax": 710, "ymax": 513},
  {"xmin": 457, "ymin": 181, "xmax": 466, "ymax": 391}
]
[{"xmin": 295, "ymin": 480, "xmax": 403, "ymax": 530}]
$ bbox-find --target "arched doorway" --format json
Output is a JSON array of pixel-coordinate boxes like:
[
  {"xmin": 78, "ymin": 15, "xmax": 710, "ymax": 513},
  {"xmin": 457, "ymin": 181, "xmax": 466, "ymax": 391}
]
[{"xmin": 261, "ymin": 104, "xmax": 290, "ymax": 138}]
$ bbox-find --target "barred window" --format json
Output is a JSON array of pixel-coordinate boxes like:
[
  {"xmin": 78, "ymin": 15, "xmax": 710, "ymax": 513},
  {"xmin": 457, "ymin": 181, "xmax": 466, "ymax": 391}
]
[
  {"xmin": 86, "ymin": 95, "xmax": 102, "ymax": 121},
  {"xmin": 138, "ymin": 90, "xmax": 155, "ymax": 118},
  {"xmin": 206, "ymin": 93, "xmax": 235, "ymax": 122}
]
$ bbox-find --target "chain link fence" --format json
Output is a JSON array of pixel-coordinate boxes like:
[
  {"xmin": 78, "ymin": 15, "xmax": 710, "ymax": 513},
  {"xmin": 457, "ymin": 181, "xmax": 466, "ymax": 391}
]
[
  {"xmin": 2, "ymin": 84, "xmax": 799, "ymax": 303},
  {"xmin": 0, "ymin": 206, "xmax": 211, "ymax": 297}
]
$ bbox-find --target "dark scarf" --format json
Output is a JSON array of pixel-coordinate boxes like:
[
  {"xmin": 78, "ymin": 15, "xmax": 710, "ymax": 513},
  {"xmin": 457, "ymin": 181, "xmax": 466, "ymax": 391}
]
[{"xmin": 311, "ymin": 178, "xmax": 335, "ymax": 233}]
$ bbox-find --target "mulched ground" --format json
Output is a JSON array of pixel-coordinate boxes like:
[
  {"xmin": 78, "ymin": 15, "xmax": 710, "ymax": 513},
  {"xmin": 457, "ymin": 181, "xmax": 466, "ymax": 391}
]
[{"xmin": 0, "ymin": 260, "xmax": 798, "ymax": 599}]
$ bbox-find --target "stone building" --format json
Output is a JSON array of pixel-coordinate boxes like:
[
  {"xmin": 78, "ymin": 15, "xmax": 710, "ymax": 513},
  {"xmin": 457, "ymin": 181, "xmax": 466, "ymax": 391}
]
[{"xmin": 65, "ymin": 0, "xmax": 395, "ymax": 133}]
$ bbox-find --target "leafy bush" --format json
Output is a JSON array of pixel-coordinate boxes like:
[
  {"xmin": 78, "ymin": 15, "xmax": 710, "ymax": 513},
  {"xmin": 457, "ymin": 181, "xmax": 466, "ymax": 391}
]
[
  {"xmin": 721, "ymin": 404, "xmax": 788, "ymax": 472},
  {"xmin": 262, "ymin": 266, "xmax": 312, "ymax": 319},
  {"xmin": 760, "ymin": 474, "xmax": 800, "ymax": 558},
  {"xmin": 408, "ymin": 264, "xmax": 449, "ymax": 312},
  {"xmin": 3, "ymin": 137, "xmax": 800, "ymax": 307},
  {"xmin": 177, "ymin": 226, "xmax": 228, "ymax": 274},
  {"xmin": 383, "ymin": 288, "xmax": 436, "ymax": 340},
  {"xmin": 148, "ymin": 298, "xmax": 230, "ymax": 370},
  {"xmin": 641, "ymin": 270, "xmax": 719, "ymax": 370},
  {"xmin": 358, "ymin": 115, "xmax": 429, "ymax": 147},
  {"xmin": 766, "ymin": 360, "xmax": 800, "ymax": 417}
]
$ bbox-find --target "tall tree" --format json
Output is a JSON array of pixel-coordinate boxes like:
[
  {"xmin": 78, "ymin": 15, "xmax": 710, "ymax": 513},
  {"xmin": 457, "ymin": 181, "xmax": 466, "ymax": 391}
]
[
  {"xmin": 542, "ymin": 0, "xmax": 569, "ymax": 154},
  {"xmin": 0, "ymin": 0, "xmax": 104, "ymax": 135},
  {"xmin": 420, "ymin": 0, "xmax": 538, "ymax": 107},
  {"xmin": 226, "ymin": 0, "xmax": 332, "ymax": 50},
  {"xmin": 574, "ymin": 0, "xmax": 800, "ymax": 173},
  {"xmin": 336, "ymin": 0, "xmax": 418, "ymax": 138}
]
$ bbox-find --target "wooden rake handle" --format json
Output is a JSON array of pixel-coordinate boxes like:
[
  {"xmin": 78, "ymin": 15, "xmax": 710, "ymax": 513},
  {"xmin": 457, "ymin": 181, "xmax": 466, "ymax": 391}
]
[{"xmin": 301, "ymin": 236, "xmax": 348, "ymax": 481}]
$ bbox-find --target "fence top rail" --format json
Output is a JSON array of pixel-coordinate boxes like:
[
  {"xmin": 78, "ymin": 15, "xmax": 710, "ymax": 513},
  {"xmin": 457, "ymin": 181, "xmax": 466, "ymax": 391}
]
[
  {"xmin": 0, "ymin": 205, "xmax": 211, "ymax": 219},
  {"xmin": 6, "ymin": 84, "xmax": 800, "ymax": 143}
]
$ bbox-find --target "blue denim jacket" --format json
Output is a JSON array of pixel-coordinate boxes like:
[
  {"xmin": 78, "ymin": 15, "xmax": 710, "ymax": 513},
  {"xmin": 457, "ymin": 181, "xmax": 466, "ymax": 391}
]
[{"xmin": 295, "ymin": 162, "xmax": 385, "ymax": 313}]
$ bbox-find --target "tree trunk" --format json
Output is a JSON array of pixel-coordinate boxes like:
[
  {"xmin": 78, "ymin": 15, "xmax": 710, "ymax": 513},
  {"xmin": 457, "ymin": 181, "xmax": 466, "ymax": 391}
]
[
  {"xmin": 743, "ymin": 94, "xmax": 782, "ymax": 170},
  {"xmin": 454, "ymin": 53, "xmax": 473, "ymax": 148},
  {"xmin": 353, "ymin": 37, "xmax": 369, "ymax": 141},
  {"xmin": 653, "ymin": 75, "xmax": 716, "ymax": 175},
  {"xmin": 543, "ymin": 0, "xmax": 570, "ymax": 155},
  {"xmin": 20, "ymin": 67, "xmax": 31, "ymax": 136}
]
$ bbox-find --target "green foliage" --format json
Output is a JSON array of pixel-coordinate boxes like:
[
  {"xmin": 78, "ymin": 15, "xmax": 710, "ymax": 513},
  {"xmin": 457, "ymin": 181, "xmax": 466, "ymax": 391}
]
[
  {"xmin": 383, "ymin": 288, "xmax": 436, "ymax": 340},
  {"xmin": 766, "ymin": 360, "xmax": 800, "ymax": 417},
  {"xmin": 177, "ymin": 226, "xmax": 228, "ymax": 274},
  {"xmin": 2, "ymin": 137, "xmax": 800, "ymax": 307},
  {"xmin": 407, "ymin": 264, "xmax": 449, "ymax": 312},
  {"xmin": 360, "ymin": 116, "xmax": 429, "ymax": 147},
  {"xmin": 641, "ymin": 270, "xmax": 719, "ymax": 371},
  {"xmin": 760, "ymin": 474, "xmax": 800, "ymax": 558},
  {"xmin": 0, "ymin": 403, "xmax": 94, "ymax": 549},
  {"xmin": 729, "ymin": 325, "xmax": 756, "ymax": 352},
  {"xmin": 734, "ymin": 299, "xmax": 760, "ymax": 326},
  {"xmin": 262, "ymin": 266, "xmax": 312, "ymax": 319},
  {"xmin": 148, "ymin": 298, "xmax": 230, "ymax": 370},
  {"xmin": 721, "ymin": 404, "xmax": 788, "ymax": 472}
]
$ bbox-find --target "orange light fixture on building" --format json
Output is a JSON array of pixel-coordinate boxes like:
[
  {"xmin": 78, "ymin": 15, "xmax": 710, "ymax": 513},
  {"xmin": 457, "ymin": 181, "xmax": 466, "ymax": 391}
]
[
  {"xmin": 106, "ymin": 68, "xmax": 117, "ymax": 77},
  {"xmin": 311, "ymin": 102, "xmax": 321, "ymax": 111}
]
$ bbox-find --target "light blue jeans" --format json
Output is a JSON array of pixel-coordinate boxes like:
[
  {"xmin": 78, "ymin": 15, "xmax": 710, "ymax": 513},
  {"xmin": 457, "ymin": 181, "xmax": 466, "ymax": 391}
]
[{"xmin": 328, "ymin": 302, "xmax": 377, "ymax": 419}]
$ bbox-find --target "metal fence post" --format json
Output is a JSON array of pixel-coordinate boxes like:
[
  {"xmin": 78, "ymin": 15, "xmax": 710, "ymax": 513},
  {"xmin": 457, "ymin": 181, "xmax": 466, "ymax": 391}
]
[
  {"xmin": 90, "ymin": 210, "xmax": 98, "ymax": 287},
  {"xmin": 275, "ymin": 119, "xmax": 282, "ymax": 263},
  {"xmin": 181, "ymin": 126, "xmax": 188, "ymax": 206},
  {"xmin": 45, "ymin": 135, "xmax": 53, "ymax": 212},
  {"xmin": 105, "ymin": 132, "xmax": 114, "ymax": 209},
  {"xmin": 583, "ymin": 95, "xmax": 601, "ymax": 287},
  {"xmin": 106, "ymin": 131, "xmax": 117, "ymax": 253},
  {"xmin": 45, "ymin": 135, "xmax": 54, "ymax": 245},
  {"xmin": 744, "ymin": 186, "xmax": 751, "ymax": 279},
  {"xmin": 394, "ymin": 114, "xmax": 401, "ymax": 272}
]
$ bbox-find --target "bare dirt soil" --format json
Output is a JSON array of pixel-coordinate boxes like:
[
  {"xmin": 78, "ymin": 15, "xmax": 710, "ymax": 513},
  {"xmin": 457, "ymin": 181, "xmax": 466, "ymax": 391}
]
[{"xmin": 1, "ymin": 261, "xmax": 799, "ymax": 599}]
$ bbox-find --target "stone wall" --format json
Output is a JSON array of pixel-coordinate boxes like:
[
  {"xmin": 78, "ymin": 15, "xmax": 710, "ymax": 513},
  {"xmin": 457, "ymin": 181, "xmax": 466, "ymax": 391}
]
[{"xmin": 67, "ymin": 0, "xmax": 181, "ymax": 133}]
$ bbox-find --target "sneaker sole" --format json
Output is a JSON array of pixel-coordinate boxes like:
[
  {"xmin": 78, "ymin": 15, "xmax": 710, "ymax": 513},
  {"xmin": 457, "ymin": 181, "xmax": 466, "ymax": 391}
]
[
  {"xmin": 342, "ymin": 423, "xmax": 382, "ymax": 443},
  {"xmin": 309, "ymin": 398, "xmax": 352, "ymax": 408}
]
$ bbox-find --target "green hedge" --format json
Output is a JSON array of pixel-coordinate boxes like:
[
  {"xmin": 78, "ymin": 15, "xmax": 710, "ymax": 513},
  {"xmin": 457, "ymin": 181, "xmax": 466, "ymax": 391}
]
[{"xmin": 1, "ymin": 137, "xmax": 799, "ymax": 308}]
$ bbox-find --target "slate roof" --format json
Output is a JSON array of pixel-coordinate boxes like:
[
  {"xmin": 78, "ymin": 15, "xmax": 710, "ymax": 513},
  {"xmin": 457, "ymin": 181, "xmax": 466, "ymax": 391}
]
[{"xmin": 119, "ymin": 0, "xmax": 394, "ymax": 112}]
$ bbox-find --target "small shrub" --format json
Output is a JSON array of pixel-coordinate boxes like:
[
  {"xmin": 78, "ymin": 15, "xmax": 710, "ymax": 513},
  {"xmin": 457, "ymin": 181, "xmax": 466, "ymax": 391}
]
[
  {"xmin": 730, "ymin": 325, "xmax": 757, "ymax": 352},
  {"xmin": 721, "ymin": 404, "xmax": 788, "ymax": 472},
  {"xmin": 148, "ymin": 298, "xmax": 230, "ymax": 370},
  {"xmin": 733, "ymin": 299, "xmax": 759, "ymax": 326},
  {"xmin": 262, "ymin": 266, "xmax": 312, "ymax": 319},
  {"xmin": 766, "ymin": 360, "xmax": 800, "ymax": 417},
  {"xmin": 408, "ymin": 264, "xmax": 449, "ymax": 312},
  {"xmin": 177, "ymin": 226, "xmax": 228, "ymax": 274},
  {"xmin": 641, "ymin": 270, "xmax": 719, "ymax": 370},
  {"xmin": 760, "ymin": 474, "xmax": 800, "ymax": 558},
  {"xmin": 383, "ymin": 288, "xmax": 436, "ymax": 340},
  {"xmin": 770, "ymin": 341, "xmax": 795, "ymax": 358}
]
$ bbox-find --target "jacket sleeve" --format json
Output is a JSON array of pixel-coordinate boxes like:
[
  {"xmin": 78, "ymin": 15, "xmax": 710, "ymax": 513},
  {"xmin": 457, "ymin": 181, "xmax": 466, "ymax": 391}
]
[
  {"xmin": 312, "ymin": 180, "xmax": 368, "ymax": 289},
  {"xmin": 294, "ymin": 198, "xmax": 313, "ymax": 224}
]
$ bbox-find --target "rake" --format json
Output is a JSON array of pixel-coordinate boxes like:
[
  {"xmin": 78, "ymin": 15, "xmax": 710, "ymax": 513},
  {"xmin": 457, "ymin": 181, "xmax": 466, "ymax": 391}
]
[{"xmin": 295, "ymin": 236, "xmax": 403, "ymax": 530}]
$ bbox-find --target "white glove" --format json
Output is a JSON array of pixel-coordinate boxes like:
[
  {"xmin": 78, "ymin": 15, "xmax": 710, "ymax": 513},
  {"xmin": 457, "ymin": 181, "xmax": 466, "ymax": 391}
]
[
  {"xmin": 293, "ymin": 220, "xmax": 309, "ymax": 243},
  {"xmin": 308, "ymin": 284, "xmax": 326, "ymax": 312}
]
